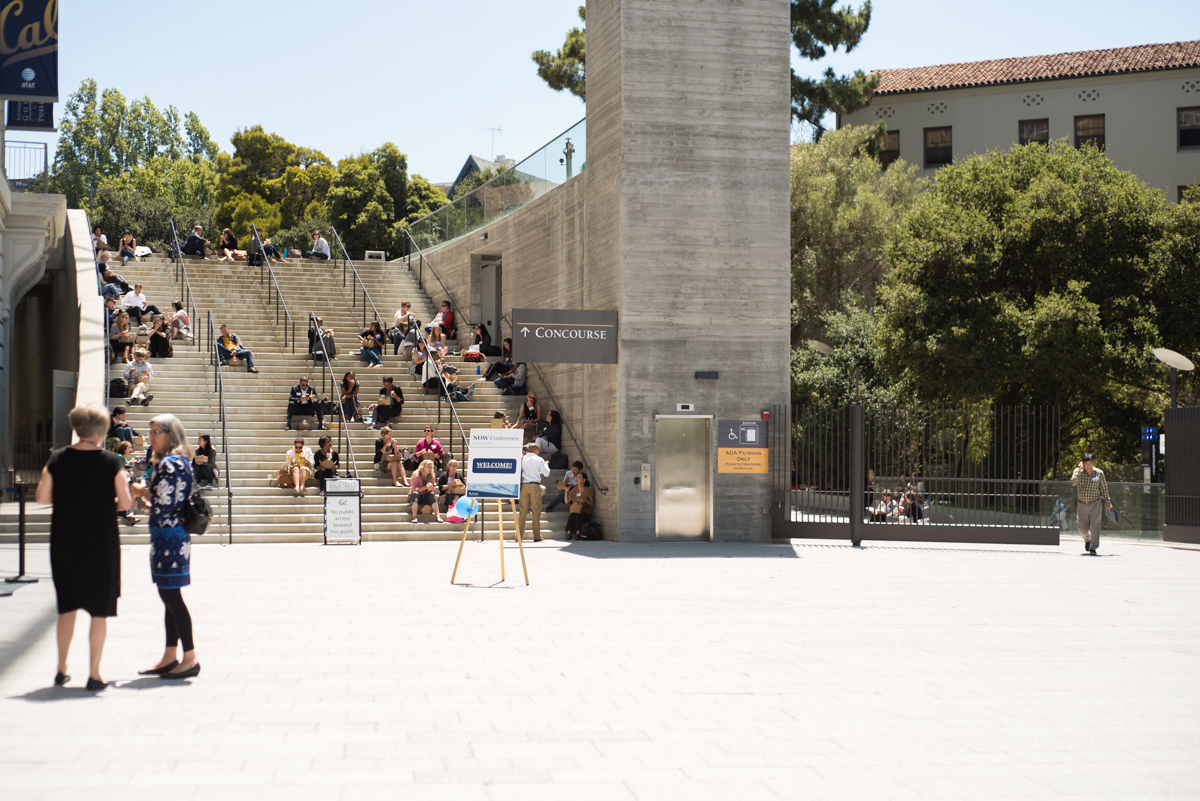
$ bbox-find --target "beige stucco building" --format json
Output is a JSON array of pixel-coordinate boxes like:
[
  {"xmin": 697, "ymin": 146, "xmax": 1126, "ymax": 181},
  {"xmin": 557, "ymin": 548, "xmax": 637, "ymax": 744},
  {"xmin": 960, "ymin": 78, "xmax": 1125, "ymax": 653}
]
[{"xmin": 840, "ymin": 40, "xmax": 1200, "ymax": 201}]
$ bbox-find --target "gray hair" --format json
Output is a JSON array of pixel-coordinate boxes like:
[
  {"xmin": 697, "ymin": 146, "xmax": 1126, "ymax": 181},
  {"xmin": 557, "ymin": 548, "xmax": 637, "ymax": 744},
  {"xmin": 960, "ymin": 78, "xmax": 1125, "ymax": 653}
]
[{"xmin": 149, "ymin": 413, "xmax": 193, "ymax": 462}]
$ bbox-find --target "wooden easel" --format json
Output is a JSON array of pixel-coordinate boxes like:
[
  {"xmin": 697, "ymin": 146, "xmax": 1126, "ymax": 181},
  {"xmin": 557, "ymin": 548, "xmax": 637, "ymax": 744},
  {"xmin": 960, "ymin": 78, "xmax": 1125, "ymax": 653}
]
[{"xmin": 451, "ymin": 498, "xmax": 529, "ymax": 585}]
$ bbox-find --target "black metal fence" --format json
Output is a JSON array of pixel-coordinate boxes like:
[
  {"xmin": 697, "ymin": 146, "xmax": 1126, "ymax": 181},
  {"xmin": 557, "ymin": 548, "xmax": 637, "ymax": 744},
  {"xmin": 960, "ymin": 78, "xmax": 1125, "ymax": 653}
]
[
  {"xmin": 773, "ymin": 403, "xmax": 1063, "ymax": 545},
  {"xmin": 1164, "ymin": 406, "xmax": 1200, "ymax": 544}
]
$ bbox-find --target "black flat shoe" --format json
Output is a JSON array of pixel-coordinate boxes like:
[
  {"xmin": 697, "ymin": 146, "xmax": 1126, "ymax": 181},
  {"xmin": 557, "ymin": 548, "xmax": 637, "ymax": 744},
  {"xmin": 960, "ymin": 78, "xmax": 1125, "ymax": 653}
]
[
  {"xmin": 138, "ymin": 660, "xmax": 179, "ymax": 675},
  {"xmin": 160, "ymin": 663, "xmax": 201, "ymax": 680},
  {"xmin": 86, "ymin": 677, "xmax": 108, "ymax": 691},
  {"xmin": 54, "ymin": 672, "xmax": 70, "ymax": 686}
]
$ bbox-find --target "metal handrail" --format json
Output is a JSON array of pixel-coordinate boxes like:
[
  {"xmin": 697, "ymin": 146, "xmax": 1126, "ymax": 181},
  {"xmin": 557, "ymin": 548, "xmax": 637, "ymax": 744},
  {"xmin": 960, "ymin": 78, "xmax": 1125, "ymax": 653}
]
[
  {"xmin": 327, "ymin": 227, "xmax": 382, "ymax": 329},
  {"xmin": 207, "ymin": 310, "xmax": 235, "ymax": 545},
  {"xmin": 168, "ymin": 220, "xmax": 200, "ymax": 352},
  {"xmin": 308, "ymin": 312, "xmax": 358, "ymax": 480},
  {"xmin": 249, "ymin": 227, "xmax": 297, "ymax": 353},
  {"xmin": 402, "ymin": 229, "xmax": 468, "ymax": 339},
  {"xmin": 501, "ymin": 314, "xmax": 607, "ymax": 493}
]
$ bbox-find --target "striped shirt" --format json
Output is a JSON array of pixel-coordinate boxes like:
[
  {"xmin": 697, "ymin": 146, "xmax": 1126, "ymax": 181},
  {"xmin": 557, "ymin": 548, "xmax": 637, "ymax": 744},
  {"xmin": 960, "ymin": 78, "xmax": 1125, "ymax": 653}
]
[{"xmin": 1070, "ymin": 466, "xmax": 1110, "ymax": 504}]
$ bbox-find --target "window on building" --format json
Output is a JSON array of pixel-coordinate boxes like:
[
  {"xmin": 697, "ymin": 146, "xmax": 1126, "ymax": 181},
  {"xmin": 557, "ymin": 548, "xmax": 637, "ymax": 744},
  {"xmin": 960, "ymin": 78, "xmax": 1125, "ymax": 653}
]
[
  {"xmin": 1179, "ymin": 107, "xmax": 1200, "ymax": 150},
  {"xmin": 924, "ymin": 127, "xmax": 952, "ymax": 168},
  {"xmin": 1075, "ymin": 115, "xmax": 1105, "ymax": 149},
  {"xmin": 879, "ymin": 131, "xmax": 900, "ymax": 169},
  {"xmin": 1019, "ymin": 119, "xmax": 1049, "ymax": 146}
]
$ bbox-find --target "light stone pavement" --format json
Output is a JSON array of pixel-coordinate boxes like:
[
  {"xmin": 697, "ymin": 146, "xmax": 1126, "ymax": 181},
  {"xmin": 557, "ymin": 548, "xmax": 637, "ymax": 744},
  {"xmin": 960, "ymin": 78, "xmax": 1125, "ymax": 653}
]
[{"xmin": 1, "ymin": 537, "xmax": 1198, "ymax": 800}]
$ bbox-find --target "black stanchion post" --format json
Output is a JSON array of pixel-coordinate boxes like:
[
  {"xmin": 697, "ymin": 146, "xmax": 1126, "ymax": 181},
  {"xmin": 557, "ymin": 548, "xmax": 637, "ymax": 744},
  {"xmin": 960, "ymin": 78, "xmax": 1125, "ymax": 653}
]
[
  {"xmin": 7, "ymin": 482, "xmax": 39, "ymax": 583},
  {"xmin": 850, "ymin": 404, "xmax": 865, "ymax": 548}
]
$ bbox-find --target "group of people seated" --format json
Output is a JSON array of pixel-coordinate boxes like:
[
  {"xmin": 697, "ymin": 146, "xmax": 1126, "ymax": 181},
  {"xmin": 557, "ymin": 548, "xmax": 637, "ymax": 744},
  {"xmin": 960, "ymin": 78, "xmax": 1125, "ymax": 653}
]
[
  {"xmin": 495, "ymin": 392, "xmax": 562, "ymax": 455},
  {"xmin": 93, "ymin": 226, "xmax": 147, "ymax": 266},
  {"xmin": 370, "ymin": 425, "xmax": 466, "ymax": 523},
  {"xmin": 178, "ymin": 224, "xmax": 301, "ymax": 263},
  {"xmin": 282, "ymin": 435, "xmax": 340, "ymax": 497},
  {"xmin": 868, "ymin": 479, "xmax": 926, "ymax": 523}
]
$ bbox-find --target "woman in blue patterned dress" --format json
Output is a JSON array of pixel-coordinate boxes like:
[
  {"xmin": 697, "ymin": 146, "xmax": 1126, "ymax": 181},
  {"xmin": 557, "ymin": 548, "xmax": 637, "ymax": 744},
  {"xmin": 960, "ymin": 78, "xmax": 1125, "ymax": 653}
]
[{"xmin": 131, "ymin": 413, "xmax": 201, "ymax": 680}]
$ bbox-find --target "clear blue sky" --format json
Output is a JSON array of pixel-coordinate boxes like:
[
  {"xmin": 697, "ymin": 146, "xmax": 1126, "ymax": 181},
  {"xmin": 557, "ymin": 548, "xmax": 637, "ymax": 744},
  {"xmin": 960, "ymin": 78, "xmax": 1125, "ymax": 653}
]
[{"xmin": 21, "ymin": 0, "xmax": 1198, "ymax": 182}]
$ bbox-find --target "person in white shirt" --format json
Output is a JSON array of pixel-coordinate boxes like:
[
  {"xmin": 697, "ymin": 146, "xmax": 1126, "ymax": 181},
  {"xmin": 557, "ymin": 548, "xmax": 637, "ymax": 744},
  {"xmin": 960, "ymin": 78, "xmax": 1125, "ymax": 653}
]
[
  {"xmin": 517, "ymin": 443, "xmax": 551, "ymax": 542},
  {"xmin": 123, "ymin": 350, "xmax": 155, "ymax": 406},
  {"xmin": 305, "ymin": 230, "xmax": 331, "ymax": 260},
  {"xmin": 122, "ymin": 284, "xmax": 162, "ymax": 326}
]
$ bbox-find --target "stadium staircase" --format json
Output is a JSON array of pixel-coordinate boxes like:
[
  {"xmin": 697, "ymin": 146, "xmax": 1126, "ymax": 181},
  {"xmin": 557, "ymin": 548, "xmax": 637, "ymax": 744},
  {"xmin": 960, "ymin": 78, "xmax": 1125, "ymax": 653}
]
[{"xmin": 75, "ymin": 251, "xmax": 573, "ymax": 543}]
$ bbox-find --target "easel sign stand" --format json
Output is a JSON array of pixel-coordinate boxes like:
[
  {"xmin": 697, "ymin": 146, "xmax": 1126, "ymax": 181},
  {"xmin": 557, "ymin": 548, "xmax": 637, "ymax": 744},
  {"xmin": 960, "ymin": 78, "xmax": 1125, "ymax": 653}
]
[
  {"xmin": 452, "ymin": 428, "xmax": 528, "ymax": 585},
  {"xmin": 451, "ymin": 499, "xmax": 528, "ymax": 585}
]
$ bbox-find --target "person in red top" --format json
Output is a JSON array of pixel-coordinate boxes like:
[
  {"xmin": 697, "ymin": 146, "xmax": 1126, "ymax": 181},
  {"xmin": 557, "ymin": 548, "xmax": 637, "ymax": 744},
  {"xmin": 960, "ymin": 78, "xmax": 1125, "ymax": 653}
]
[
  {"xmin": 425, "ymin": 301, "xmax": 455, "ymax": 337},
  {"xmin": 414, "ymin": 426, "xmax": 444, "ymax": 470}
]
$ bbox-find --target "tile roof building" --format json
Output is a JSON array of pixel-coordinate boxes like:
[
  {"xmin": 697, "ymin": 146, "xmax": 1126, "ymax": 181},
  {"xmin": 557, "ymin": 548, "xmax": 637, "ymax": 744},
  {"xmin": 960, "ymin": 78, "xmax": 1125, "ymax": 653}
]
[{"xmin": 840, "ymin": 40, "xmax": 1200, "ymax": 201}]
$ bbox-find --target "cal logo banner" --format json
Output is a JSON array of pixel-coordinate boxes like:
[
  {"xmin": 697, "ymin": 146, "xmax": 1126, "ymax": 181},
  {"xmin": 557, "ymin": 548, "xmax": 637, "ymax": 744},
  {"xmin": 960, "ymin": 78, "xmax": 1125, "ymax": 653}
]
[
  {"xmin": 467, "ymin": 428, "xmax": 523, "ymax": 499},
  {"xmin": 0, "ymin": 0, "xmax": 58, "ymax": 102}
]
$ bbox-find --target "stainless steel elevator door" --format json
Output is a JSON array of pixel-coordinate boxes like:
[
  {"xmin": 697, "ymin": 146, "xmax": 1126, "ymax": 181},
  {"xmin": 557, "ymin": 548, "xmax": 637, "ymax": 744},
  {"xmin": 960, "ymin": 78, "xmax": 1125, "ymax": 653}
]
[{"xmin": 655, "ymin": 416, "xmax": 712, "ymax": 541}]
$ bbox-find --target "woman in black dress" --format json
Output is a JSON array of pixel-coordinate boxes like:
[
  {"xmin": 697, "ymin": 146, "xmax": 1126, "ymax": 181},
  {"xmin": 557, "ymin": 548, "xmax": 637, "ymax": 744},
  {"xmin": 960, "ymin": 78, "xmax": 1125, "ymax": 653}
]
[{"xmin": 35, "ymin": 405, "xmax": 133, "ymax": 690}]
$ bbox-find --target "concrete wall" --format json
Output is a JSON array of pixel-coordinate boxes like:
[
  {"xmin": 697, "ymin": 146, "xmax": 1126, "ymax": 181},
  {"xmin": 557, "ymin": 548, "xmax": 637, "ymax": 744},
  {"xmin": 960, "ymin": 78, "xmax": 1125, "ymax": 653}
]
[
  {"xmin": 410, "ymin": 0, "xmax": 792, "ymax": 541},
  {"xmin": 843, "ymin": 67, "xmax": 1200, "ymax": 200}
]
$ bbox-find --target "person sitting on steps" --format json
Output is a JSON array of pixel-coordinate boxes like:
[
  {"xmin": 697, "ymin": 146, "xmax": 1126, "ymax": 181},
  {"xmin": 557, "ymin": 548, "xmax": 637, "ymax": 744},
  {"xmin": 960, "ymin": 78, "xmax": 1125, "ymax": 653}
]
[
  {"xmin": 169, "ymin": 301, "xmax": 190, "ymax": 341},
  {"xmin": 110, "ymin": 311, "xmax": 133, "ymax": 362},
  {"xmin": 108, "ymin": 407, "xmax": 139, "ymax": 446},
  {"xmin": 565, "ymin": 473, "xmax": 594, "ymax": 540},
  {"xmin": 340, "ymin": 371, "xmax": 361, "ymax": 423},
  {"xmin": 118, "ymin": 230, "xmax": 140, "ymax": 265},
  {"xmin": 373, "ymin": 426, "xmax": 408, "ymax": 487},
  {"xmin": 392, "ymin": 302, "xmax": 418, "ymax": 356},
  {"xmin": 147, "ymin": 316, "xmax": 173, "ymax": 359},
  {"xmin": 371, "ymin": 375, "xmax": 404, "ymax": 430},
  {"xmin": 181, "ymin": 225, "xmax": 209, "ymax": 258},
  {"xmin": 547, "ymin": 461, "xmax": 584, "ymax": 513},
  {"xmin": 536, "ymin": 410, "xmax": 563, "ymax": 456},
  {"xmin": 438, "ymin": 459, "xmax": 467, "ymax": 511},
  {"xmin": 408, "ymin": 460, "xmax": 443, "ymax": 524},
  {"xmin": 285, "ymin": 437, "xmax": 314, "ymax": 497},
  {"xmin": 253, "ymin": 227, "xmax": 287, "ymax": 263},
  {"xmin": 481, "ymin": 339, "xmax": 513, "ymax": 380},
  {"xmin": 123, "ymin": 284, "xmax": 162, "ymax": 327},
  {"xmin": 414, "ymin": 426, "xmax": 444, "ymax": 472},
  {"xmin": 314, "ymin": 436, "xmax": 340, "ymax": 491},
  {"xmin": 305, "ymin": 230, "xmax": 331, "ymax": 260},
  {"xmin": 495, "ymin": 362, "xmax": 527, "ymax": 395},
  {"xmin": 217, "ymin": 228, "xmax": 246, "ymax": 261},
  {"xmin": 510, "ymin": 393, "xmax": 541, "ymax": 436},
  {"xmin": 215, "ymin": 325, "xmax": 259, "ymax": 373},
  {"xmin": 358, "ymin": 321, "xmax": 385, "ymax": 368},
  {"xmin": 309, "ymin": 317, "xmax": 337, "ymax": 362},
  {"xmin": 425, "ymin": 301, "xmax": 456, "ymax": 338},
  {"xmin": 286, "ymin": 376, "xmax": 326, "ymax": 431},
  {"xmin": 193, "ymin": 434, "xmax": 218, "ymax": 489},
  {"xmin": 124, "ymin": 349, "xmax": 155, "ymax": 407}
]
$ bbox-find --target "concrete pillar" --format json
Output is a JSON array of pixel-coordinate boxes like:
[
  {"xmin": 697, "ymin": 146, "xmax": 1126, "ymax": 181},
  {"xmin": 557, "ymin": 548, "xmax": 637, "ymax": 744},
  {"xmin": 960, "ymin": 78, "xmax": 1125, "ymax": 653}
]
[{"xmin": 585, "ymin": 0, "xmax": 793, "ymax": 541}]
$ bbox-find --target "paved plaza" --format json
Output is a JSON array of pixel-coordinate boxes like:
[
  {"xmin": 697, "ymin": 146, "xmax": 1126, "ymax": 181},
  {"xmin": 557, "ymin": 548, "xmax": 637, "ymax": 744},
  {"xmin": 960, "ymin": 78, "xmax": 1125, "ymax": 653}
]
[{"xmin": 1, "ymin": 537, "xmax": 1198, "ymax": 800}]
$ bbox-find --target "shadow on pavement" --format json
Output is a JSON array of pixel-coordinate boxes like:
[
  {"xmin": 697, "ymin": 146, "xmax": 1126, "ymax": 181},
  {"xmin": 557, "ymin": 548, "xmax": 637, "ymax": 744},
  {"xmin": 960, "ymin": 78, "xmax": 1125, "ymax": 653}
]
[
  {"xmin": 557, "ymin": 542, "xmax": 799, "ymax": 559},
  {"xmin": 10, "ymin": 686, "xmax": 105, "ymax": 703}
]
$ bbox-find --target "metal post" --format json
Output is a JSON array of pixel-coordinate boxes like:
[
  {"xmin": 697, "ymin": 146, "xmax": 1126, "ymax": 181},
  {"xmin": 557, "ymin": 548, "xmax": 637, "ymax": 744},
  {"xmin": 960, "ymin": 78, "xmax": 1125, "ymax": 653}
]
[
  {"xmin": 42, "ymin": 144, "xmax": 48, "ymax": 193},
  {"xmin": 1171, "ymin": 367, "xmax": 1178, "ymax": 409},
  {"xmin": 7, "ymin": 482, "xmax": 38, "ymax": 583},
  {"xmin": 849, "ymin": 404, "xmax": 865, "ymax": 547}
]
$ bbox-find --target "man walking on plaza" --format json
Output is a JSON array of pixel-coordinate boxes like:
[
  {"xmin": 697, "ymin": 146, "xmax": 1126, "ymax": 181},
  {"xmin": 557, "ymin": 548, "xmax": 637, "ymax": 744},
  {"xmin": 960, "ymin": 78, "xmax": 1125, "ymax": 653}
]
[
  {"xmin": 1071, "ymin": 452, "xmax": 1113, "ymax": 555},
  {"xmin": 517, "ymin": 443, "xmax": 550, "ymax": 542}
]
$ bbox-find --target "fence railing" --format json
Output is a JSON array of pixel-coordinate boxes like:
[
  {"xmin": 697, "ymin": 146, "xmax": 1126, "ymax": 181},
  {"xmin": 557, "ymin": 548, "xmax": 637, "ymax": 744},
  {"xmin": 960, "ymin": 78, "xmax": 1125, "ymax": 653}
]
[
  {"xmin": 499, "ymin": 315, "xmax": 606, "ymax": 493},
  {"xmin": 403, "ymin": 230, "xmax": 468, "ymax": 341},
  {"xmin": 328, "ymin": 227, "xmax": 381, "ymax": 329},
  {"xmin": 4, "ymin": 140, "xmax": 48, "ymax": 193},
  {"xmin": 408, "ymin": 117, "xmax": 585, "ymax": 252},
  {"xmin": 249, "ymin": 229, "xmax": 297, "ymax": 353},
  {"xmin": 206, "ymin": 310, "xmax": 234, "ymax": 544},
  {"xmin": 308, "ymin": 312, "xmax": 358, "ymax": 480},
  {"xmin": 168, "ymin": 221, "xmax": 200, "ymax": 352}
]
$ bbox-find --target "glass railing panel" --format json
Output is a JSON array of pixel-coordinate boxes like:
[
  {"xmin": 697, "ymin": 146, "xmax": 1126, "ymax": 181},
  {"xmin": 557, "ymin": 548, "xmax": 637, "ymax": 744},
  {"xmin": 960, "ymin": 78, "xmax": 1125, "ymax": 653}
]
[{"xmin": 410, "ymin": 117, "xmax": 585, "ymax": 250}]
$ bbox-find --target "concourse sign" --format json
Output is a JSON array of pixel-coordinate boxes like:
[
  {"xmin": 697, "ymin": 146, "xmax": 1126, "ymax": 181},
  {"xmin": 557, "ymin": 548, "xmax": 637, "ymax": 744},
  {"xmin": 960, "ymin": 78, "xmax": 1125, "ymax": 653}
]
[{"xmin": 511, "ymin": 308, "xmax": 618, "ymax": 364}]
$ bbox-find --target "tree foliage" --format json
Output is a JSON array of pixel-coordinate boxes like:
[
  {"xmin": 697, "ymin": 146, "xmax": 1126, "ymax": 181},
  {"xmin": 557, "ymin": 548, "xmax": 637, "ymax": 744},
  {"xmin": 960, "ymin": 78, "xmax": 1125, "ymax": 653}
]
[
  {"xmin": 790, "ymin": 124, "xmax": 923, "ymax": 344},
  {"xmin": 532, "ymin": 6, "xmax": 586, "ymax": 101},
  {"xmin": 876, "ymin": 141, "xmax": 1197, "ymax": 465},
  {"xmin": 791, "ymin": 0, "xmax": 879, "ymax": 137}
]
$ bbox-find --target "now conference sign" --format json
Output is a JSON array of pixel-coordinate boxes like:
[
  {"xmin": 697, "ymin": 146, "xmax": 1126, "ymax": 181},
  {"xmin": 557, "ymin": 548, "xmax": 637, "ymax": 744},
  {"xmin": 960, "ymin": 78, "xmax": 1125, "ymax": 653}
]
[
  {"xmin": 511, "ymin": 308, "xmax": 618, "ymax": 364},
  {"xmin": 467, "ymin": 428, "xmax": 523, "ymax": 500}
]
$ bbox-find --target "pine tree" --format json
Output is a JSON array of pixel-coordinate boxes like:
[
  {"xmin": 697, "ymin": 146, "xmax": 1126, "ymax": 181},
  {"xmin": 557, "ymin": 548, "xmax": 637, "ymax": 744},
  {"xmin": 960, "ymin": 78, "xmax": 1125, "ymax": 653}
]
[{"xmin": 791, "ymin": 0, "xmax": 878, "ymax": 138}]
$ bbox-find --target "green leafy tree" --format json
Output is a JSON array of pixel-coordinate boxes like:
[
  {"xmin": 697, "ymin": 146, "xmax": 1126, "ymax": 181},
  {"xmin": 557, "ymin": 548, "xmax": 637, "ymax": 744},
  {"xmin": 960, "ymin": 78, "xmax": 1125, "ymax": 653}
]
[
  {"xmin": 404, "ymin": 175, "xmax": 449, "ymax": 224},
  {"xmin": 184, "ymin": 111, "xmax": 219, "ymax": 164},
  {"xmin": 532, "ymin": 6, "xmax": 586, "ymax": 101},
  {"xmin": 213, "ymin": 126, "xmax": 332, "ymax": 227},
  {"xmin": 325, "ymin": 155, "xmax": 395, "ymax": 258},
  {"xmin": 791, "ymin": 305, "xmax": 896, "ymax": 407},
  {"xmin": 791, "ymin": 0, "xmax": 879, "ymax": 137},
  {"xmin": 790, "ymin": 124, "xmax": 923, "ymax": 344},
  {"xmin": 876, "ymin": 141, "xmax": 1185, "ymax": 467},
  {"xmin": 229, "ymin": 193, "xmax": 282, "ymax": 245}
]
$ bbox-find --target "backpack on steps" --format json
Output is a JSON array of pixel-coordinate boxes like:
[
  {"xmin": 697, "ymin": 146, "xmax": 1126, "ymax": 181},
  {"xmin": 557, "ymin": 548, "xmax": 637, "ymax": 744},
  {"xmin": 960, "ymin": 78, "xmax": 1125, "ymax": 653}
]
[
  {"xmin": 578, "ymin": 521, "xmax": 604, "ymax": 541},
  {"xmin": 549, "ymin": 453, "xmax": 568, "ymax": 470},
  {"xmin": 109, "ymin": 378, "xmax": 128, "ymax": 399}
]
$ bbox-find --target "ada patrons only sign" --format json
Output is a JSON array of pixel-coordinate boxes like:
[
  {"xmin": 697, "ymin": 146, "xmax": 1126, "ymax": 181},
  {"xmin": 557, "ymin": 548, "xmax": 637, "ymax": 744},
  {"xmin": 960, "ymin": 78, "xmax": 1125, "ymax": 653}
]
[
  {"xmin": 511, "ymin": 308, "xmax": 618, "ymax": 364},
  {"xmin": 467, "ymin": 428, "xmax": 523, "ymax": 499},
  {"xmin": 717, "ymin": 419, "xmax": 768, "ymax": 474}
]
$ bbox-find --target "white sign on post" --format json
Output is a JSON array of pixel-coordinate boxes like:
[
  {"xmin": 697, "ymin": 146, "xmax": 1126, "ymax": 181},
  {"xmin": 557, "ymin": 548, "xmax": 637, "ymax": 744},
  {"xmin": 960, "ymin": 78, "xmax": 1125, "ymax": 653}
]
[
  {"xmin": 324, "ymin": 478, "xmax": 361, "ymax": 544},
  {"xmin": 467, "ymin": 428, "xmax": 523, "ymax": 499}
]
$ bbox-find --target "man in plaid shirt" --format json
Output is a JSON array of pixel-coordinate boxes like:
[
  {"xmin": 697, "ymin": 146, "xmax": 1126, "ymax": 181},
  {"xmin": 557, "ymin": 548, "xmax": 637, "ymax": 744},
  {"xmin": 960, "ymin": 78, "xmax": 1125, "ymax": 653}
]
[{"xmin": 1070, "ymin": 452, "xmax": 1113, "ymax": 555}]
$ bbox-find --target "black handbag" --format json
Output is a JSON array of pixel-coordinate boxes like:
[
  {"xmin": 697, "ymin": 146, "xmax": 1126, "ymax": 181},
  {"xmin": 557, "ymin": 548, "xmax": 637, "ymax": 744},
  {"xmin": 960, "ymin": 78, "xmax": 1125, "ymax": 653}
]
[{"xmin": 183, "ymin": 490, "xmax": 212, "ymax": 535}]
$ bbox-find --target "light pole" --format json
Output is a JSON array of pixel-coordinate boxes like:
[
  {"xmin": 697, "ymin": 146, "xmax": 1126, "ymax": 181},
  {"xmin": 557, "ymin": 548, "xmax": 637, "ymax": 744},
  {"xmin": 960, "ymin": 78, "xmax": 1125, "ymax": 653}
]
[{"xmin": 1152, "ymin": 348, "xmax": 1195, "ymax": 409}]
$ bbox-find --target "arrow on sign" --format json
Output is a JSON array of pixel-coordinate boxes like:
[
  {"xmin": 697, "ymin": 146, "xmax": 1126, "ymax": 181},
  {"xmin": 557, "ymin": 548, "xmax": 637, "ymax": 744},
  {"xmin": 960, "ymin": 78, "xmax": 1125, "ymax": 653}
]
[{"xmin": 521, "ymin": 326, "xmax": 531, "ymax": 336}]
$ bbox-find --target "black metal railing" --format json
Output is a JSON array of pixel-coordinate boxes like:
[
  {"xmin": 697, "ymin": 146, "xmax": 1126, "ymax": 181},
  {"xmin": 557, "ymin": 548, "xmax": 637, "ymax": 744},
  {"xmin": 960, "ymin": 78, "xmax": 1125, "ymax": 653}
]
[
  {"xmin": 308, "ymin": 312, "xmax": 358, "ymax": 480},
  {"xmin": 168, "ymin": 221, "xmax": 200, "ymax": 352},
  {"xmin": 249, "ymin": 228, "xmax": 297, "ymax": 353},
  {"xmin": 403, "ymin": 229, "xmax": 468, "ymax": 339},
  {"xmin": 4, "ymin": 140, "xmax": 48, "ymax": 193},
  {"xmin": 498, "ymin": 314, "xmax": 606, "ymax": 493},
  {"xmin": 207, "ymin": 310, "xmax": 235, "ymax": 544},
  {"xmin": 328, "ymin": 227, "xmax": 382, "ymax": 330}
]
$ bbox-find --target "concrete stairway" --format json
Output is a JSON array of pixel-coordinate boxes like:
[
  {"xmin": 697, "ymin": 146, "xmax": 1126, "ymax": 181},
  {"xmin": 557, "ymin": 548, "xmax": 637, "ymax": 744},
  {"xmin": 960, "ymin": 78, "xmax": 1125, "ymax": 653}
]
[{"xmin": 82, "ymin": 252, "xmax": 574, "ymax": 543}]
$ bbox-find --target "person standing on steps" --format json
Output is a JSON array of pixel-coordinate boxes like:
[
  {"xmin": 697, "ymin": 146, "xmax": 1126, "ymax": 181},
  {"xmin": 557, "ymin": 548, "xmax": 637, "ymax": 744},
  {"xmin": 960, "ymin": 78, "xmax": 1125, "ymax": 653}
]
[
  {"xmin": 133, "ymin": 414, "xmax": 202, "ymax": 680},
  {"xmin": 216, "ymin": 325, "xmax": 260, "ymax": 373},
  {"xmin": 305, "ymin": 229, "xmax": 331, "ymax": 260},
  {"xmin": 517, "ymin": 443, "xmax": 550, "ymax": 542},
  {"xmin": 1071, "ymin": 452, "xmax": 1113, "ymax": 555},
  {"xmin": 36, "ymin": 404, "xmax": 134, "ymax": 691}
]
